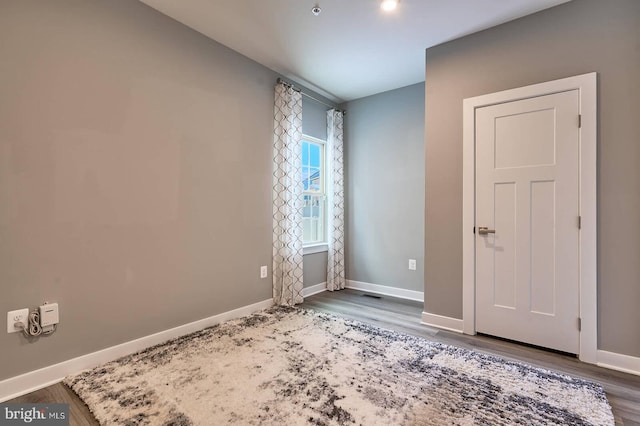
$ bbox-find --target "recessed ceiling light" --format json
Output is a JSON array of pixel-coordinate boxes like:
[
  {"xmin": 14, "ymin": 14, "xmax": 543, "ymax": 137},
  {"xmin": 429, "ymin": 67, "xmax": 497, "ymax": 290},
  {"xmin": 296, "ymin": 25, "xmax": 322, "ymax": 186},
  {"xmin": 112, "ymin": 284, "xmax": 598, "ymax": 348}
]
[{"xmin": 381, "ymin": 0, "xmax": 398, "ymax": 12}]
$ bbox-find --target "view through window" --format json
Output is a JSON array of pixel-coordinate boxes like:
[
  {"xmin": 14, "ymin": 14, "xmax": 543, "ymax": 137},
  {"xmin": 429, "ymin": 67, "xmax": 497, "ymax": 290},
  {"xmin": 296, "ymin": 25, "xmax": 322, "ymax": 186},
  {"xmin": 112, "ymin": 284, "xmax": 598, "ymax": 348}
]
[{"xmin": 302, "ymin": 136, "xmax": 326, "ymax": 245}]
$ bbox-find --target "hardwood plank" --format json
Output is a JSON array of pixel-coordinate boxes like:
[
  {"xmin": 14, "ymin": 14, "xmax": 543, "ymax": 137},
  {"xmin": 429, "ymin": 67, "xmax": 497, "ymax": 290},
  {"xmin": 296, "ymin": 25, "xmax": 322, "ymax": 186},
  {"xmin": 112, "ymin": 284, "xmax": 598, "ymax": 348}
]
[{"xmin": 8, "ymin": 382, "xmax": 99, "ymax": 426}]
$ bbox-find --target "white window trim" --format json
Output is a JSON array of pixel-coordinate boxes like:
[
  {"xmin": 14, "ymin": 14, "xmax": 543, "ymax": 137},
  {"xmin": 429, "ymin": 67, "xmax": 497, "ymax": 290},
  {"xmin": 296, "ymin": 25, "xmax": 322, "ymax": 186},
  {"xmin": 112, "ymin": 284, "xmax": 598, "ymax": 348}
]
[
  {"xmin": 302, "ymin": 134, "xmax": 328, "ymax": 248},
  {"xmin": 303, "ymin": 244, "xmax": 328, "ymax": 256}
]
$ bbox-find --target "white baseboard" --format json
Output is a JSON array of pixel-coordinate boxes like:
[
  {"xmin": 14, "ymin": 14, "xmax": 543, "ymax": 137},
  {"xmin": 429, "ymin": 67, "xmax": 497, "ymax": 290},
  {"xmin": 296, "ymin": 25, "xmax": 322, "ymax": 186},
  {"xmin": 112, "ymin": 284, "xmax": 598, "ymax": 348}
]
[
  {"xmin": 346, "ymin": 280, "xmax": 424, "ymax": 302},
  {"xmin": 0, "ymin": 298, "xmax": 274, "ymax": 403},
  {"xmin": 597, "ymin": 350, "xmax": 640, "ymax": 376},
  {"xmin": 303, "ymin": 282, "xmax": 327, "ymax": 298},
  {"xmin": 421, "ymin": 311, "xmax": 464, "ymax": 333}
]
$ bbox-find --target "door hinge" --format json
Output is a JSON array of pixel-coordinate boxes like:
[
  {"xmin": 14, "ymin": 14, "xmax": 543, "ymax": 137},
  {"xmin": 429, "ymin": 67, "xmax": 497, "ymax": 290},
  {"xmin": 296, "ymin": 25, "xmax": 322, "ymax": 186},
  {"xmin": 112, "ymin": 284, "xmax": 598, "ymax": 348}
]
[
  {"xmin": 578, "ymin": 114, "xmax": 582, "ymax": 128},
  {"xmin": 578, "ymin": 215, "xmax": 582, "ymax": 229},
  {"xmin": 578, "ymin": 317, "xmax": 582, "ymax": 332}
]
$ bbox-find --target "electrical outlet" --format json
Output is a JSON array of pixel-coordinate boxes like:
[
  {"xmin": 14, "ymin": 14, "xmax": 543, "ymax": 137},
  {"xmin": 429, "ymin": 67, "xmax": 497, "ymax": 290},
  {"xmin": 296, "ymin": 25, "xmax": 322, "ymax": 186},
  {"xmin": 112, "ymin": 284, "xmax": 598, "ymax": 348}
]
[
  {"xmin": 7, "ymin": 308, "xmax": 29, "ymax": 333},
  {"xmin": 260, "ymin": 265, "xmax": 268, "ymax": 279},
  {"xmin": 408, "ymin": 259, "xmax": 417, "ymax": 271}
]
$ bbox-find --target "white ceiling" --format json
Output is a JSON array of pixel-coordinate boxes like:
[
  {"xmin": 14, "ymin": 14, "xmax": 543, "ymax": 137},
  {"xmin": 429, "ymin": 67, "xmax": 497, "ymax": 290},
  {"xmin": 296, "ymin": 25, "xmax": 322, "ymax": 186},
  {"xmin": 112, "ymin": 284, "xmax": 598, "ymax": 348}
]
[{"xmin": 139, "ymin": 0, "xmax": 570, "ymax": 102}]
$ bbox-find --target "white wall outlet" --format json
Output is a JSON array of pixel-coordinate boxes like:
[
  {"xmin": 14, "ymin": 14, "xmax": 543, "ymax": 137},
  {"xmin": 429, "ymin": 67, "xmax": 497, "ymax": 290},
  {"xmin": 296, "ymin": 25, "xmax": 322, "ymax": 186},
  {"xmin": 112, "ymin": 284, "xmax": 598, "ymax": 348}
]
[
  {"xmin": 260, "ymin": 265, "xmax": 268, "ymax": 279},
  {"xmin": 408, "ymin": 259, "xmax": 417, "ymax": 271},
  {"xmin": 7, "ymin": 308, "xmax": 29, "ymax": 333}
]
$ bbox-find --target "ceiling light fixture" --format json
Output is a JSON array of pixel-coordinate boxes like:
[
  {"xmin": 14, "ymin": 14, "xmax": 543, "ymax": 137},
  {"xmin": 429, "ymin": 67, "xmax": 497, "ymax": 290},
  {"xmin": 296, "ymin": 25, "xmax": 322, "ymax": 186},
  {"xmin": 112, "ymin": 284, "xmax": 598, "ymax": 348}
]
[
  {"xmin": 311, "ymin": 5, "xmax": 322, "ymax": 16},
  {"xmin": 380, "ymin": 0, "xmax": 398, "ymax": 12}
]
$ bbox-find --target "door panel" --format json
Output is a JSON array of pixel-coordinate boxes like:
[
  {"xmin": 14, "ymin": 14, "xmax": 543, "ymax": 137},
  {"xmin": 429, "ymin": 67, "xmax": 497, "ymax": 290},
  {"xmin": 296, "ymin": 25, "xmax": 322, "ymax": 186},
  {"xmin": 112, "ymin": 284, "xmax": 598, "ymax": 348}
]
[
  {"xmin": 475, "ymin": 90, "xmax": 580, "ymax": 354},
  {"xmin": 530, "ymin": 180, "xmax": 556, "ymax": 315},
  {"xmin": 494, "ymin": 108, "xmax": 556, "ymax": 169},
  {"xmin": 493, "ymin": 182, "xmax": 516, "ymax": 309}
]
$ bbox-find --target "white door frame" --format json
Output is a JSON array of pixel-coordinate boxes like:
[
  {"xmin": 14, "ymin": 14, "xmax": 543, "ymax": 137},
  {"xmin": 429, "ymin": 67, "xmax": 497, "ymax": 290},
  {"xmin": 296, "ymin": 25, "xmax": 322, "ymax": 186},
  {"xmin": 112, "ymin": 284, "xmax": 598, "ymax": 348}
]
[{"xmin": 462, "ymin": 73, "xmax": 597, "ymax": 363}]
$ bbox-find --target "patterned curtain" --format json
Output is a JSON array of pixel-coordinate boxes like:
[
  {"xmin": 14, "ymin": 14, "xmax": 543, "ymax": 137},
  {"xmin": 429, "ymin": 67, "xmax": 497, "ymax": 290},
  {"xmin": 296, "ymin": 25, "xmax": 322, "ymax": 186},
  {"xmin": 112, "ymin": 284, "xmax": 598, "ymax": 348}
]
[
  {"xmin": 326, "ymin": 109, "xmax": 346, "ymax": 291},
  {"xmin": 272, "ymin": 82, "xmax": 304, "ymax": 306}
]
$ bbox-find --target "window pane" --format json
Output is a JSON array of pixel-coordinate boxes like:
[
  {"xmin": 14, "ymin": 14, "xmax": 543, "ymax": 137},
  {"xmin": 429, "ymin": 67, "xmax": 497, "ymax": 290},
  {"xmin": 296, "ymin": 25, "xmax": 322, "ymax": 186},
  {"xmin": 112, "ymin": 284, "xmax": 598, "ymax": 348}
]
[
  {"xmin": 302, "ymin": 141, "xmax": 310, "ymax": 167},
  {"xmin": 301, "ymin": 136, "xmax": 326, "ymax": 245},
  {"xmin": 302, "ymin": 194, "xmax": 311, "ymax": 217},
  {"xmin": 302, "ymin": 166, "xmax": 310, "ymax": 190},
  {"xmin": 310, "ymin": 143, "xmax": 320, "ymax": 168},
  {"xmin": 302, "ymin": 194, "xmax": 324, "ymax": 245},
  {"xmin": 308, "ymin": 167, "xmax": 321, "ymax": 192}
]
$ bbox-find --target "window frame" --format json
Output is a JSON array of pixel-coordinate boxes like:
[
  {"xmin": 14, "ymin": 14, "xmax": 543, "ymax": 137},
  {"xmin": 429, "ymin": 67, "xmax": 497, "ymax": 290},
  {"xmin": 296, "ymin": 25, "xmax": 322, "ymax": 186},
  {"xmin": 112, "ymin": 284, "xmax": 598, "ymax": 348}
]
[{"xmin": 301, "ymin": 134, "xmax": 328, "ymax": 252}]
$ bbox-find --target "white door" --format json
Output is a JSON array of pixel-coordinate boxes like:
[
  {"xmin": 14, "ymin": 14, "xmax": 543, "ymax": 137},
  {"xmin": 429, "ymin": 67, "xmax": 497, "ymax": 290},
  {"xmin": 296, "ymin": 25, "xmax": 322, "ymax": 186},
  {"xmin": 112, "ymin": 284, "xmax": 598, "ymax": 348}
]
[{"xmin": 475, "ymin": 90, "xmax": 580, "ymax": 354}]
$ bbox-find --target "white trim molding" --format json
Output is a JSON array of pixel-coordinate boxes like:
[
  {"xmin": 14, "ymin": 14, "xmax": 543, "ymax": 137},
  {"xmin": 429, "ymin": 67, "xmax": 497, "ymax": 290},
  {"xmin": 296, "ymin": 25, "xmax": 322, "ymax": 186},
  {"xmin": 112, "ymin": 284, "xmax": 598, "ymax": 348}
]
[
  {"xmin": 303, "ymin": 282, "xmax": 327, "ymax": 298},
  {"xmin": 597, "ymin": 350, "xmax": 640, "ymax": 377},
  {"xmin": 421, "ymin": 312, "xmax": 464, "ymax": 333},
  {"xmin": 462, "ymin": 72, "xmax": 598, "ymax": 364},
  {"xmin": 346, "ymin": 280, "xmax": 424, "ymax": 302},
  {"xmin": 303, "ymin": 244, "xmax": 328, "ymax": 256},
  {"xmin": 0, "ymin": 298, "xmax": 274, "ymax": 403}
]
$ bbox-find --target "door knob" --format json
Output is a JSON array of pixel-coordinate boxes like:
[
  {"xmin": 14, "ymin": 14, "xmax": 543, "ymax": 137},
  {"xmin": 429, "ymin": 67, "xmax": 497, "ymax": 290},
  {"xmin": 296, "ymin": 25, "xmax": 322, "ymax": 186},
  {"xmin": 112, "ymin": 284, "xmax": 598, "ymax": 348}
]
[{"xmin": 478, "ymin": 227, "xmax": 496, "ymax": 235}]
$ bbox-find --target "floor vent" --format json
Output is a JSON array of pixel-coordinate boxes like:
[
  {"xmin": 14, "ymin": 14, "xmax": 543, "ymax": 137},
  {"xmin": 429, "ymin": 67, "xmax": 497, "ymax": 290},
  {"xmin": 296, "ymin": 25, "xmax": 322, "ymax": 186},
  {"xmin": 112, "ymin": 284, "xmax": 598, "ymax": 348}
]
[{"xmin": 362, "ymin": 294, "xmax": 382, "ymax": 299}]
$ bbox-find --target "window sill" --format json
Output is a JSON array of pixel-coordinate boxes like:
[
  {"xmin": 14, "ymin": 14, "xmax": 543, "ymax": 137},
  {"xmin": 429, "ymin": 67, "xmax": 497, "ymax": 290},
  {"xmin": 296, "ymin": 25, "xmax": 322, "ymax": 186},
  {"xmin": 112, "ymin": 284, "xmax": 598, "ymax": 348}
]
[{"xmin": 303, "ymin": 244, "xmax": 328, "ymax": 255}]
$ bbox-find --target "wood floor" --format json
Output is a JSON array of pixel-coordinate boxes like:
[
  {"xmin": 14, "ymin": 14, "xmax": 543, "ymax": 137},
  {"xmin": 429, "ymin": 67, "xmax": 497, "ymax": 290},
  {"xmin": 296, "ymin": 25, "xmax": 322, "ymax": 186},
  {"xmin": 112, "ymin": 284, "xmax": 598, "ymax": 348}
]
[
  {"xmin": 8, "ymin": 381, "xmax": 99, "ymax": 426},
  {"xmin": 302, "ymin": 289, "xmax": 640, "ymax": 426},
  {"xmin": 8, "ymin": 289, "xmax": 640, "ymax": 425}
]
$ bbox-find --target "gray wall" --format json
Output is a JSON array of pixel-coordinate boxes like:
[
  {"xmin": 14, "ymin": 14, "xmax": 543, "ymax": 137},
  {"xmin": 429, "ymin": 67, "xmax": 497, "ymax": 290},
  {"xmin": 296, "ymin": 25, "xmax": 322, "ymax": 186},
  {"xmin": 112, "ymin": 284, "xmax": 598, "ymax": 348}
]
[
  {"xmin": 302, "ymin": 97, "xmax": 329, "ymax": 141},
  {"xmin": 424, "ymin": 0, "xmax": 640, "ymax": 357},
  {"xmin": 0, "ymin": 0, "xmax": 282, "ymax": 380},
  {"xmin": 303, "ymin": 251, "xmax": 328, "ymax": 288},
  {"xmin": 345, "ymin": 83, "xmax": 425, "ymax": 292}
]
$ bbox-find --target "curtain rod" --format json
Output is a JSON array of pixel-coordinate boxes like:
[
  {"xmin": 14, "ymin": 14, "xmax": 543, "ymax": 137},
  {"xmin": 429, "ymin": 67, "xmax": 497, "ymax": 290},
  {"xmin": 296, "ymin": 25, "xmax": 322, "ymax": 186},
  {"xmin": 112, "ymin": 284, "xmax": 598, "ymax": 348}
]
[{"xmin": 277, "ymin": 78, "xmax": 345, "ymax": 114}]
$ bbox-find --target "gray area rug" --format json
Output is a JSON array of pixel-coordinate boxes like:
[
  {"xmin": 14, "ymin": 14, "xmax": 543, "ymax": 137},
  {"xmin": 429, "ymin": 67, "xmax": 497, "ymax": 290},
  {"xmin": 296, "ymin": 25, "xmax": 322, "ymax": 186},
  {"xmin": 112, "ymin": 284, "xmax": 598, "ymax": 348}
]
[{"xmin": 65, "ymin": 306, "xmax": 614, "ymax": 425}]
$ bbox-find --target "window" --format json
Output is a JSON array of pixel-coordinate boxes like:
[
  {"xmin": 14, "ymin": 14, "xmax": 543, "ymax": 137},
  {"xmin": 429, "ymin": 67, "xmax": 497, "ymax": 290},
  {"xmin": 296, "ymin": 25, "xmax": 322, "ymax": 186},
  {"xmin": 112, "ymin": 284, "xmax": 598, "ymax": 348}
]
[{"xmin": 301, "ymin": 135, "xmax": 326, "ymax": 246}]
